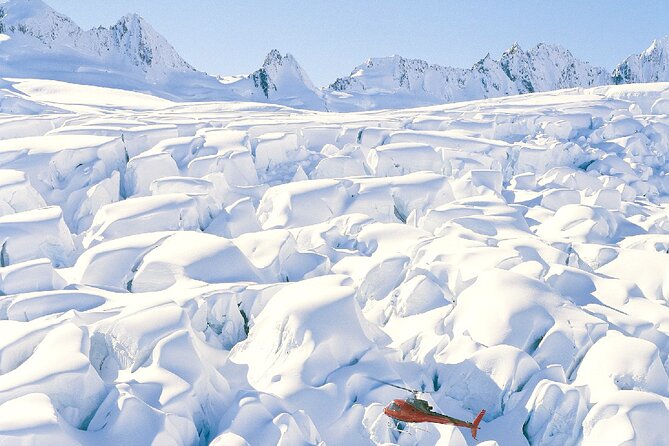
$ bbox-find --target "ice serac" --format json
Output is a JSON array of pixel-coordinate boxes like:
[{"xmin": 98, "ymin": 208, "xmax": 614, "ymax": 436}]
[
  {"xmin": 5, "ymin": 71, "xmax": 669, "ymax": 445},
  {"xmin": 327, "ymin": 43, "xmax": 609, "ymax": 110},
  {"xmin": 613, "ymin": 36, "xmax": 669, "ymax": 84}
]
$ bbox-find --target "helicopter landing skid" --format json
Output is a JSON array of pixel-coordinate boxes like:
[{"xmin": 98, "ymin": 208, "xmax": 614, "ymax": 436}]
[{"xmin": 387, "ymin": 420, "xmax": 430, "ymax": 436}]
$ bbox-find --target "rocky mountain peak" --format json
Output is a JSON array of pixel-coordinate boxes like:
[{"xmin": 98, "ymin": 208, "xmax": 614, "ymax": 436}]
[
  {"xmin": 105, "ymin": 12, "xmax": 193, "ymax": 72},
  {"xmin": 505, "ymin": 41, "xmax": 523, "ymax": 55},
  {"xmin": 262, "ymin": 48, "xmax": 284, "ymax": 67},
  {"xmin": 249, "ymin": 49, "xmax": 318, "ymax": 99},
  {"xmin": 613, "ymin": 36, "xmax": 669, "ymax": 84}
]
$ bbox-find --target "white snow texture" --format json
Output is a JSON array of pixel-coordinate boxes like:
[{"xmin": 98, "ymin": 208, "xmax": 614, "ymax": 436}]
[{"xmin": 2, "ymin": 1, "xmax": 669, "ymax": 446}]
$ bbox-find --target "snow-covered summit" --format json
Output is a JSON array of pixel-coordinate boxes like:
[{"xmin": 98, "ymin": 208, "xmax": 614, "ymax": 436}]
[
  {"xmin": 499, "ymin": 42, "xmax": 609, "ymax": 93},
  {"xmin": 91, "ymin": 13, "xmax": 195, "ymax": 74},
  {"xmin": 613, "ymin": 36, "xmax": 669, "ymax": 84},
  {"xmin": 330, "ymin": 55, "xmax": 464, "ymax": 96},
  {"xmin": 216, "ymin": 49, "xmax": 326, "ymax": 110},
  {"xmin": 248, "ymin": 49, "xmax": 322, "ymax": 104}
]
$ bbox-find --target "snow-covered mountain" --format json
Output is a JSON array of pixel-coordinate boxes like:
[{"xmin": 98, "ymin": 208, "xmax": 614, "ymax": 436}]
[
  {"xmin": 500, "ymin": 43, "xmax": 610, "ymax": 93},
  {"xmin": 0, "ymin": 0, "xmax": 325, "ymax": 107},
  {"xmin": 613, "ymin": 36, "xmax": 669, "ymax": 84},
  {"xmin": 0, "ymin": 0, "xmax": 194, "ymax": 82},
  {"xmin": 3, "ymin": 0, "xmax": 669, "ymax": 112},
  {"xmin": 218, "ymin": 49, "xmax": 325, "ymax": 110},
  {"xmin": 326, "ymin": 43, "xmax": 611, "ymax": 110}
]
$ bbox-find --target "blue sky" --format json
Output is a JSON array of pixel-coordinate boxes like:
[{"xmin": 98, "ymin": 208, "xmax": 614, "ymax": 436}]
[{"xmin": 45, "ymin": 0, "xmax": 669, "ymax": 87}]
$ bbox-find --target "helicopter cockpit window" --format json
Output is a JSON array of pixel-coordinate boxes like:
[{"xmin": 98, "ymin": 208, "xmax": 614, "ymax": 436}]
[{"xmin": 387, "ymin": 402, "xmax": 400, "ymax": 411}]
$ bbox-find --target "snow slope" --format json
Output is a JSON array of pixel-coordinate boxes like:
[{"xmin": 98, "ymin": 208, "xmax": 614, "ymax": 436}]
[{"xmin": 2, "ymin": 77, "xmax": 669, "ymax": 445}]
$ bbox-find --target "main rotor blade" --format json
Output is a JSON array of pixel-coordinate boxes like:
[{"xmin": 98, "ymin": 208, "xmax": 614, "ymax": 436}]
[{"xmin": 366, "ymin": 377, "xmax": 422, "ymax": 394}]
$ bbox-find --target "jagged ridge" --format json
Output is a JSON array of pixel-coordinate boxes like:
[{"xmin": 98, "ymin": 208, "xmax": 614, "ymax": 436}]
[
  {"xmin": 327, "ymin": 42, "xmax": 611, "ymax": 108},
  {"xmin": 613, "ymin": 36, "xmax": 669, "ymax": 84}
]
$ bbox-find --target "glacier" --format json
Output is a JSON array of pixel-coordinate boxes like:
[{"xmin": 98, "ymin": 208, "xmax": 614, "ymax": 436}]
[{"xmin": 2, "ymin": 74, "xmax": 669, "ymax": 445}]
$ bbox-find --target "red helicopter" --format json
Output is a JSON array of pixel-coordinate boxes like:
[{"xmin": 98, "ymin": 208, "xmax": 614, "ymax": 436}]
[{"xmin": 380, "ymin": 382, "xmax": 486, "ymax": 440}]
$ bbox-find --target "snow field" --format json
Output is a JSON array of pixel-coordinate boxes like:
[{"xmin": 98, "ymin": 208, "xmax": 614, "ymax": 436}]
[{"xmin": 3, "ymin": 80, "xmax": 669, "ymax": 445}]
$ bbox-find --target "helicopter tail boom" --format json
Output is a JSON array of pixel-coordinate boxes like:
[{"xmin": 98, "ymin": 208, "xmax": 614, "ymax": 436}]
[{"xmin": 470, "ymin": 409, "xmax": 485, "ymax": 440}]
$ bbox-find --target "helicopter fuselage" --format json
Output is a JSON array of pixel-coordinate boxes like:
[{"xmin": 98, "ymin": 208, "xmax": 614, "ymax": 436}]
[
  {"xmin": 383, "ymin": 398, "xmax": 486, "ymax": 440},
  {"xmin": 383, "ymin": 398, "xmax": 470, "ymax": 426}
]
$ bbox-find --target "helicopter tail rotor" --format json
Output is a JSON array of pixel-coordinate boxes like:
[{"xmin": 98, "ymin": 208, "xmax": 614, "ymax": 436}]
[{"xmin": 470, "ymin": 409, "xmax": 485, "ymax": 440}]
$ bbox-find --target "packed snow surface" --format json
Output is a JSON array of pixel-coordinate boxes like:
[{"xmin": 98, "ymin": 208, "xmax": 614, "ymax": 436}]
[{"xmin": 3, "ymin": 78, "xmax": 669, "ymax": 445}]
